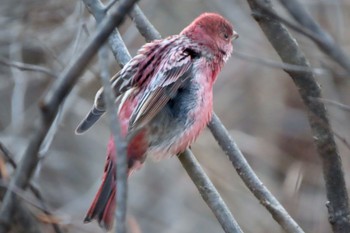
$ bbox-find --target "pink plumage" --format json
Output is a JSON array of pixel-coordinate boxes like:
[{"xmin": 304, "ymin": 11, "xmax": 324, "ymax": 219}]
[{"xmin": 77, "ymin": 12, "xmax": 238, "ymax": 230}]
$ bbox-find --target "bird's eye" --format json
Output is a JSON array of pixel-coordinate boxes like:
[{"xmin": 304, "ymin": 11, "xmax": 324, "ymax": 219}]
[{"xmin": 222, "ymin": 33, "xmax": 229, "ymax": 40}]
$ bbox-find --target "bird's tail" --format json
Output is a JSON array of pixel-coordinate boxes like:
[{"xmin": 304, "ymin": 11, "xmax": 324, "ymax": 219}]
[{"xmin": 84, "ymin": 157, "xmax": 116, "ymax": 230}]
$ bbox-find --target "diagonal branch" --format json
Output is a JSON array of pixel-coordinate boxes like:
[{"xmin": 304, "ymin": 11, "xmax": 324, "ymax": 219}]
[
  {"xmin": 178, "ymin": 149, "xmax": 243, "ymax": 233},
  {"xmin": 0, "ymin": 0, "xmax": 138, "ymax": 232},
  {"xmin": 245, "ymin": 0, "xmax": 350, "ymax": 232},
  {"xmin": 208, "ymin": 114, "xmax": 304, "ymax": 233}
]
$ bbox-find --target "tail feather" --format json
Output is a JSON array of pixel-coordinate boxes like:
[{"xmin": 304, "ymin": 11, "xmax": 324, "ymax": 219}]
[{"xmin": 84, "ymin": 159, "xmax": 116, "ymax": 230}]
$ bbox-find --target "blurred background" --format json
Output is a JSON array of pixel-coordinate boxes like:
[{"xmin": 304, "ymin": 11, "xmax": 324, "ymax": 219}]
[{"xmin": 1, "ymin": 0, "xmax": 350, "ymax": 232}]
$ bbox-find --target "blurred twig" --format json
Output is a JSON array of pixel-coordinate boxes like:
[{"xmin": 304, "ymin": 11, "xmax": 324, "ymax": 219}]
[
  {"xmin": 178, "ymin": 150, "xmax": 243, "ymax": 233},
  {"xmin": 208, "ymin": 114, "xmax": 304, "ymax": 233},
  {"xmin": 0, "ymin": 186, "xmax": 42, "ymax": 233},
  {"xmin": 279, "ymin": 0, "xmax": 350, "ymax": 74},
  {"xmin": 128, "ymin": 5, "xmax": 161, "ymax": 41},
  {"xmin": 0, "ymin": 0, "xmax": 138, "ymax": 232},
  {"xmin": 0, "ymin": 142, "xmax": 62, "ymax": 233},
  {"xmin": 252, "ymin": 0, "xmax": 350, "ymax": 75},
  {"xmin": 246, "ymin": 0, "xmax": 350, "ymax": 232},
  {"xmin": 0, "ymin": 57, "xmax": 56, "ymax": 78},
  {"xmin": 313, "ymin": 98, "xmax": 350, "ymax": 112},
  {"xmin": 233, "ymin": 51, "xmax": 327, "ymax": 75}
]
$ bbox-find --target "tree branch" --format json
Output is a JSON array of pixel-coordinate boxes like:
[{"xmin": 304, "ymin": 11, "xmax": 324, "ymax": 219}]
[
  {"xmin": 279, "ymin": 0, "xmax": 350, "ymax": 74},
  {"xmin": 0, "ymin": 57, "xmax": 56, "ymax": 79},
  {"xmin": 0, "ymin": 142, "xmax": 62, "ymax": 233},
  {"xmin": 208, "ymin": 114, "xmax": 304, "ymax": 233},
  {"xmin": 178, "ymin": 150, "xmax": 243, "ymax": 233},
  {"xmin": 245, "ymin": 0, "xmax": 350, "ymax": 232},
  {"xmin": 0, "ymin": 0, "xmax": 138, "ymax": 232}
]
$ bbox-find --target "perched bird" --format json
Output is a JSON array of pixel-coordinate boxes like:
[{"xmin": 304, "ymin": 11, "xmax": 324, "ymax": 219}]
[{"xmin": 77, "ymin": 12, "xmax": 238, "ymax": 230}]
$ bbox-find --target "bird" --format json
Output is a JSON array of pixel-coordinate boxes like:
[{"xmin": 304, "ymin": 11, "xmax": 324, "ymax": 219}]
[{"xmin": 76, "ymin": 12, "xmax": 238, "ymax": 230}]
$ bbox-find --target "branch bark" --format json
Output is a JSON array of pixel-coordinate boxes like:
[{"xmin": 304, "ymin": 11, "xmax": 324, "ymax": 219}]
[
  {"xmin": 178, "ymin": 150, "xmax": 243, "ymax": 233},
  {"xmin": 208, "ymin": 114, "xmax": 304, "ymax": 233},
  {"xmin": 245, "ymin": 0, "xmax": 350, "ymax": 232},
  {"xmin": 0, "ymin": 0, "xmax": 138, "ymax": 232}
]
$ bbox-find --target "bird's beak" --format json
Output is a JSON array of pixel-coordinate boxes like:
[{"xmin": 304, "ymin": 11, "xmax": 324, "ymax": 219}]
[{"xmin": 232, "ymin": 30, "xmax": 239, "ymax": 40}]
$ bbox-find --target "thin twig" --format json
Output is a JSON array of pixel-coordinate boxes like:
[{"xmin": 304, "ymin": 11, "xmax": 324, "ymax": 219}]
[
  {"xmin": 279, "ymin": 0, "xmax": 350, "ymax": 74},
  {"xmin": 312, "ymin": 97, "xmax": 350, "ymax": 112},
  {"xmin": 0, "ymin": 0, "xmax": 138, "ymax": 232},
  {"xmin": 233, "ymin": 51, "xmax": 327, "ymax": 75},
  {"xmin": 128, "ymin": 5, "xmax": 161, "ymax": 41},
  {"xmin": 0, "ymin": 142, "xmax": 62, "ymax": 233},
  {"xmin": 246, "ymin": 0, "xmax": 350, "ymax": 232},
  {"xmin": 0, "ymin": 57, "xmax": 56, "ymax": 78},
  {"xmin": 208, "ymin": 113, "xmax": 305, "ymax": 233},
  {"xmin": 178, "ymin": 149, "xmax": 243, "ymax": 233}
]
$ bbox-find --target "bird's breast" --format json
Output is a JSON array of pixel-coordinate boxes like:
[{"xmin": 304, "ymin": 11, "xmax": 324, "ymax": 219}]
[{"xmin": 147, "ymin": 64, "xmax": 214, "ymax": 159}]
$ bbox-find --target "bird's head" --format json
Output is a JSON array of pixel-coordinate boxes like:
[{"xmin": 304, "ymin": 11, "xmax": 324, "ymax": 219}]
[{"xmin": 181, "ymin": 13, "xmax": 238, "ymax": 62}]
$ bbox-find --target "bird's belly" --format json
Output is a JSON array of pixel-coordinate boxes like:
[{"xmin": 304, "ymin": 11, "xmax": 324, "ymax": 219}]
[{"xmin": 147, "ymin": 79, "xmax": 213, "ymax": 159}]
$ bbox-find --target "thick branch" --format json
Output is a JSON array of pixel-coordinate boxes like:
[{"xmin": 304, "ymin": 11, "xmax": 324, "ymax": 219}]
[
  {"xmin": 245, "ymin": 0, "xmax": 350, "ymax": 232},
  {"xmin": 178, "ymin": 150, "xmax": 243, "ymax": 233},
  {"xmin": 0, "ymin": 0, "xmax": 138, "ymax": 232}
]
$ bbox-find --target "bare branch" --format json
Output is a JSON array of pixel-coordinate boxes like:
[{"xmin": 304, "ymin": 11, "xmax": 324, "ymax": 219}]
[
  {"xmin": 0, "ymin": 0, "xmax": 138, "ymax": 231},
  {"xmin": 178, "ymin": 149, "xmax": 243, "ymax": 233},
  {"xmin": 233, "ymin": 51, "xmax": 327, "ymax": 75},
  {"xmin": 208, "ymin": 114, "xmax": 304, "ymax": 233},
  {"xmin": 0, "ymin": 57, "xmax": 56, "ymax": 78},
  {"xmin": 312, "ymin": 97, "xmax": 350, "ymax": 112},
  {"xmin": 279, "ymin": 0, "xmax": 350, "ymax": 74},
  {"xmin": 98, "ymin": 41, "xmax": 127, "ymax": 233},
  {"xmin": 128, "ymin": 5, "xmax": 161, "ymax": 41},
  {"xmin": 0, "ymin": 186, "xmax": 42, "ymax": 233},
  {"xmin": 257, "ymin": 0, "xmax": 350, "ymax": 74},
  {"xmin": 245, "ymin": 0, "xmax": 350, "ymax": 232}
]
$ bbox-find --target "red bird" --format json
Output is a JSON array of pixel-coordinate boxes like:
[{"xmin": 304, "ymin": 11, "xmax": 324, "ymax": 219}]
[{"xmin": 76, "ymin": 12, "xmax": 238, "ymax": 230}]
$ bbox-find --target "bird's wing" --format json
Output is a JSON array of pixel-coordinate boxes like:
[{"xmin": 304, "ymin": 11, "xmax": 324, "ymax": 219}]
[
  {"xmin": 76, "ymin": 36, "xmax": 198, "ymax": 134},
  {"xmin": 128, "ymin": 48, "xmax": 197, "ymax": 132},
  {"xmin": 75, "ymin": 58, "xmax": 140, "ymax": 134}
]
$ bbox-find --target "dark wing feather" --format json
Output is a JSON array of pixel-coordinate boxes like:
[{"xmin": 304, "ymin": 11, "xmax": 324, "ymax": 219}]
[
  {"xmin": 128, "ymin": 53, "xmax": 194, "ymax": 132},
  {"xmin": 75, "ymin": 67, "xmax": 136, "ymax": 134}
]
